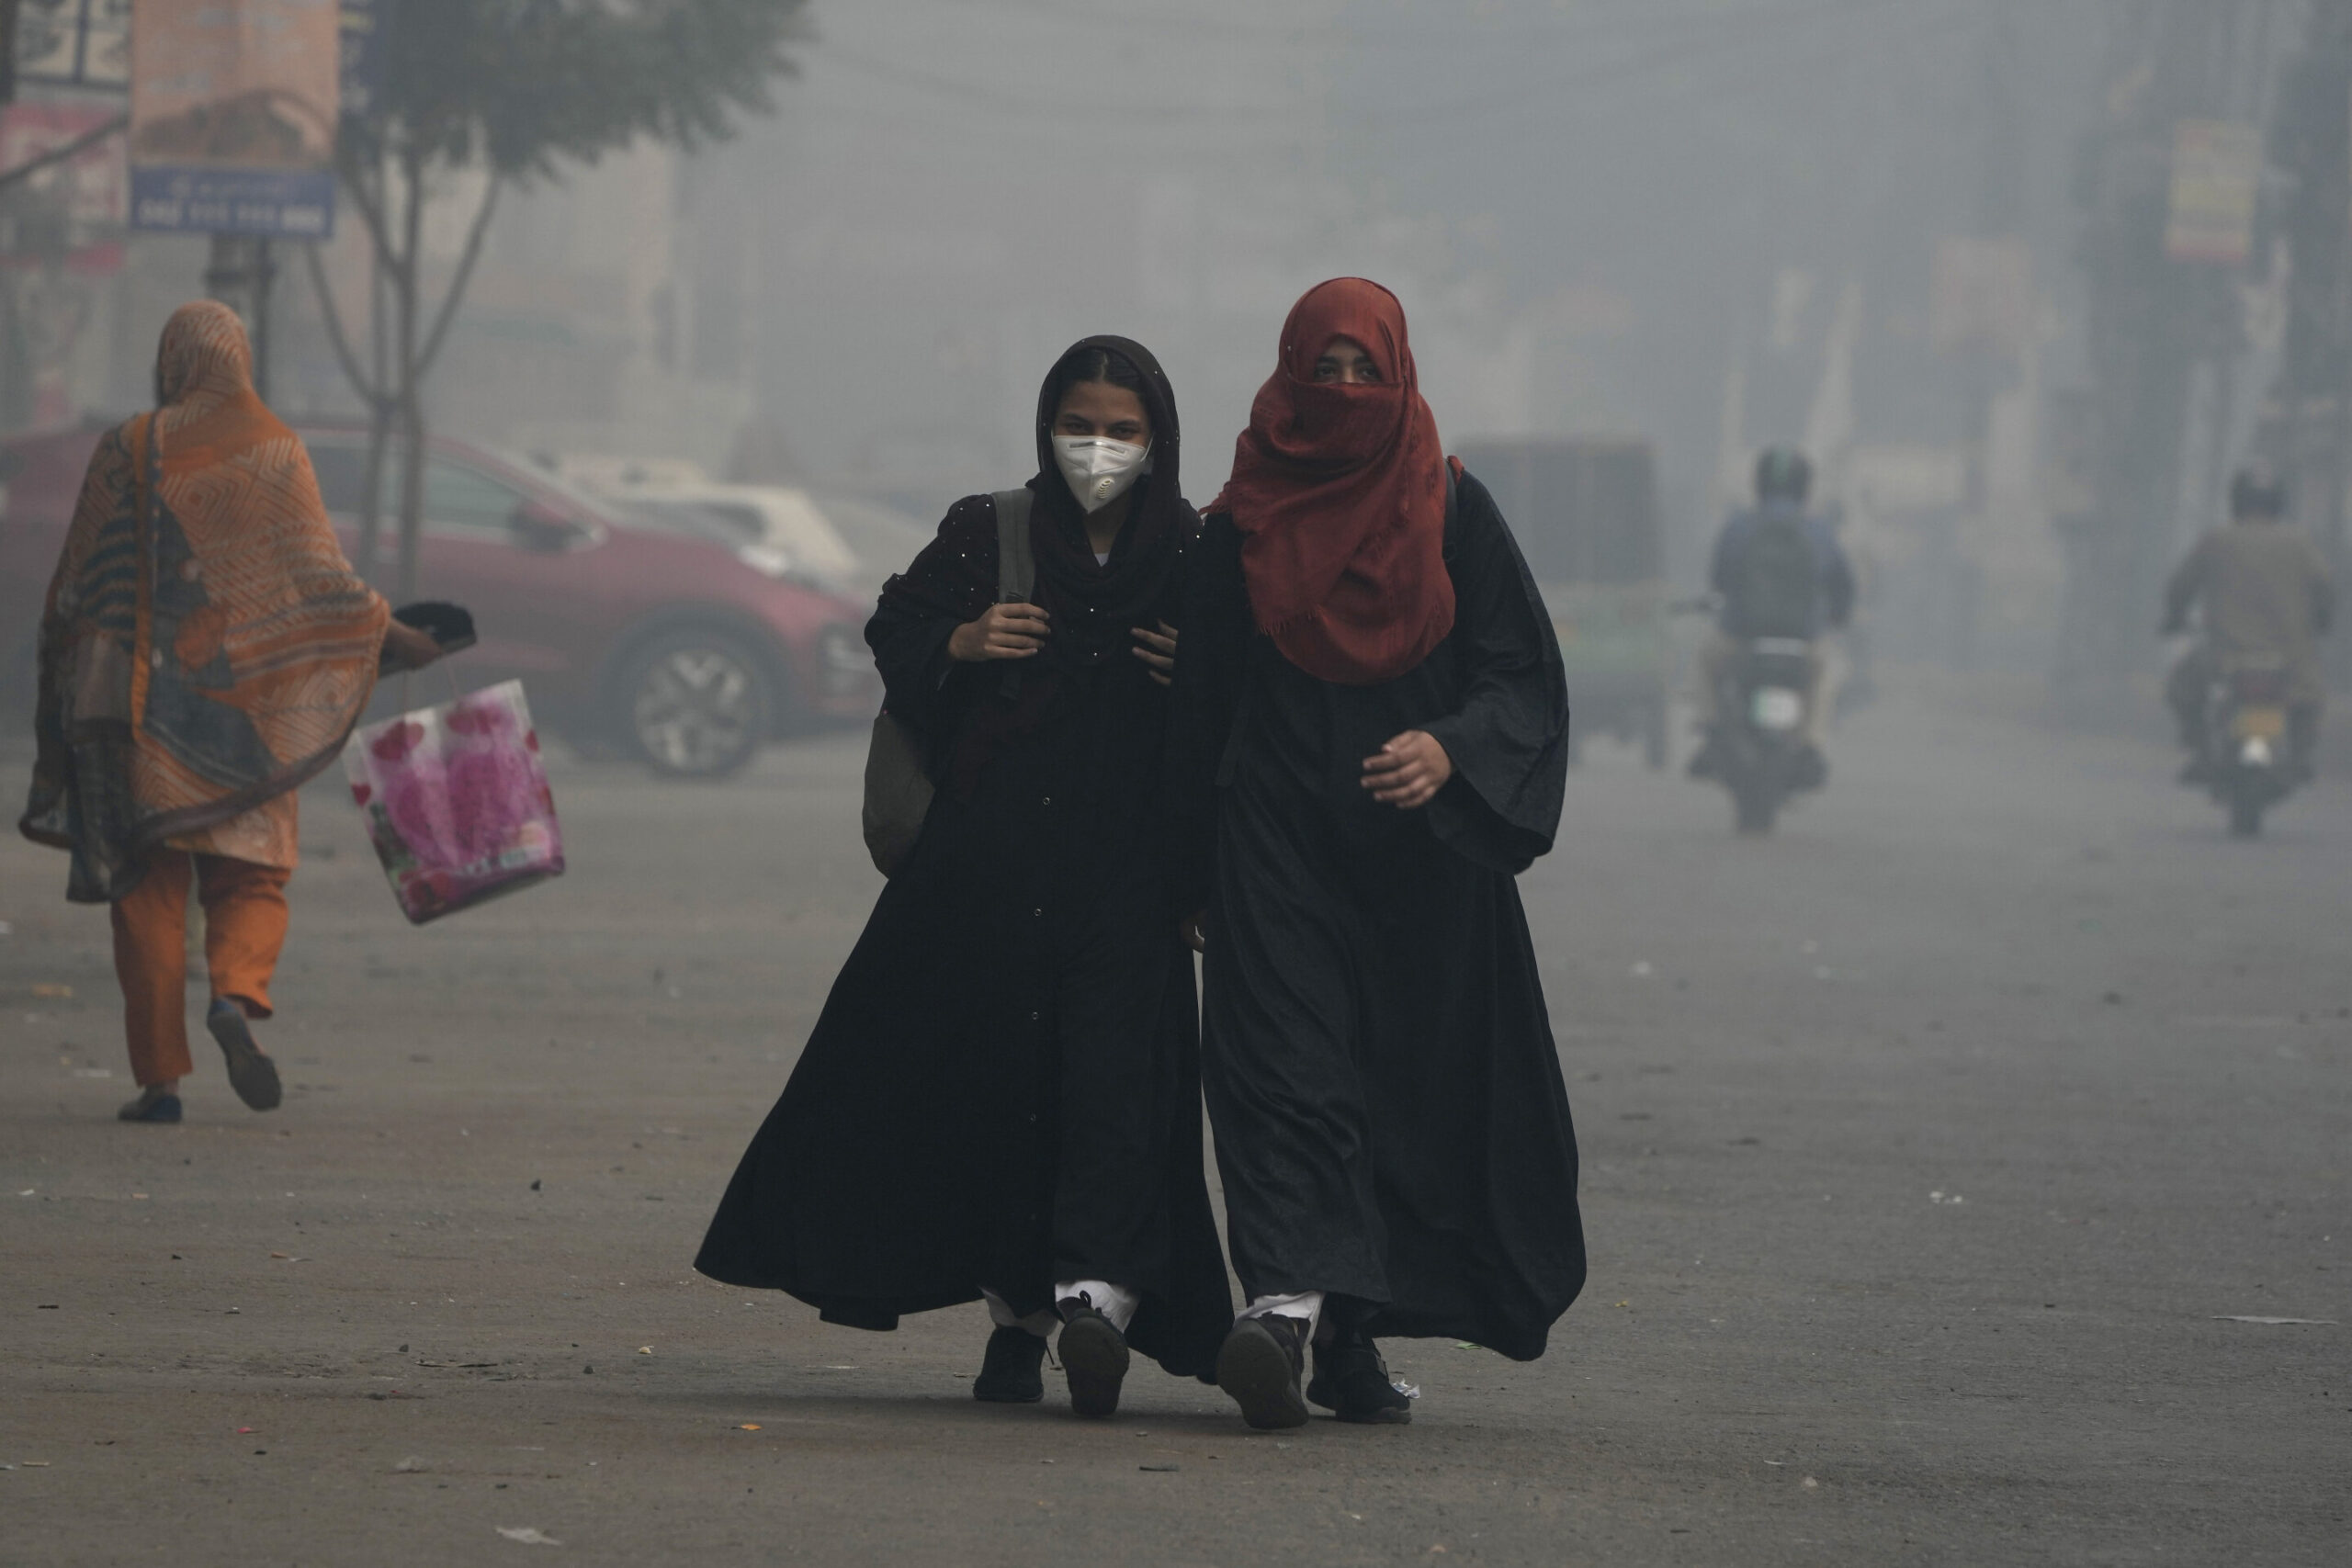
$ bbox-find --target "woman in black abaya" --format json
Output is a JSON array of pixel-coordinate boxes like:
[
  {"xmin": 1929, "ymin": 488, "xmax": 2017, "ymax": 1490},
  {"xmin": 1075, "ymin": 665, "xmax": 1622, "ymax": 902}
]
[
  {"xmin": 1170, "ymin": 279, "xmax": 1585, "ymax": 1431},
  {"xmin": 697, "ymin": 338, "xmax": 1229, "ymax": 1417}
]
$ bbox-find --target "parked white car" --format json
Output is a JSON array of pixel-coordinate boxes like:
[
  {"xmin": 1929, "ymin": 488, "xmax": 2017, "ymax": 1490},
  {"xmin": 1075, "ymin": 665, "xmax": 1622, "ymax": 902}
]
[{"xmin": 560, "ymin": 464, "xmax": 932, "ymax": 605}]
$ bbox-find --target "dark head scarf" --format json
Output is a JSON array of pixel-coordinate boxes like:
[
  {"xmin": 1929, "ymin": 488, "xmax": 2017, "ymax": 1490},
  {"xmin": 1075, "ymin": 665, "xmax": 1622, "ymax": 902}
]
[
  {"xmin": 1021, "ymin": 333, "xmax": 1193, "ymax": 672},
  {"xmin": 1210, "ymin": 277, "xmax": 1454, "ymax": 685}
]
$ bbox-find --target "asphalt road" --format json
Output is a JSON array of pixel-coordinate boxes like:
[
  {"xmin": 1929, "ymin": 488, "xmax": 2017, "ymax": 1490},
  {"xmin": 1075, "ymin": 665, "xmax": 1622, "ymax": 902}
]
[{"xmin": 2, "ymin": 680, "xmax": 2346, "ymax": 1566}]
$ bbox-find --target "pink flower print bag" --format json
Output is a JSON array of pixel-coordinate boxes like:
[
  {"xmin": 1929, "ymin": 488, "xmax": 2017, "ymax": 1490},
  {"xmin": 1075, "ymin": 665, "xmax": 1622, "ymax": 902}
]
[{"xmin": 345, "ymin": 679, "xmax": 565, "ymax": 924}]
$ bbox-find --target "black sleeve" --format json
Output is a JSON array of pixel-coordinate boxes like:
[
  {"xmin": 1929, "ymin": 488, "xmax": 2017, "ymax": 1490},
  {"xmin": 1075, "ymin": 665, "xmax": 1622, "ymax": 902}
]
[
  {"xmin": 2162, "ymin": 536, "xmax": 2210, "ymax": 634},
  {"xmin": 865, "ymin": 495, "xmax": 997, "ymax": 736},
  {"xmin": 1419, "ymin": 473, "xmax": 1572, "ymax": 874},
  {"xmin": 1823, "ymin": 535, "xmax": 1857, "ymax": 629},
  {"xmin": 1162, "ymin": 513, "xmax": 1252, "ymax": 914}
]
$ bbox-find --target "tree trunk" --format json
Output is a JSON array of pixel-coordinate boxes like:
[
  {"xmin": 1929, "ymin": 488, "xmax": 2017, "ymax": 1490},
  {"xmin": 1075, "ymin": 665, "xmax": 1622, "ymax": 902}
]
[
  {"xmin": 393, "ymin": 144, "xmax": 427, "ymax": 605},
  {"xmin": 356, "ymin": 243, "xmax": 390, "ymax": 583}
]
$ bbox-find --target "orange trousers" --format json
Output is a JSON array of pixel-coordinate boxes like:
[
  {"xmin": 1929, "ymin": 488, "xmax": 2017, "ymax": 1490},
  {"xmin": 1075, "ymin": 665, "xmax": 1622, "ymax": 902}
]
[{"xmin": 110, "ymin": 852, "xmax": 290, "ymax": 1088}]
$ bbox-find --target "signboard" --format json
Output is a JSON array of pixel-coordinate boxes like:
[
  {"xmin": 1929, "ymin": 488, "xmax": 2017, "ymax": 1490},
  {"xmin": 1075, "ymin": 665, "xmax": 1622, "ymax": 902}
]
[
  {"xmin": 2164, "ymin": 119, "xmax": 2261, "ymax": 266},
  {"xmin": 338, "ymin": 0, "xmax": 387, "ymax": 124},
  {"xmin": 12, "ymin": 0, "xmax": 131, "ymax": 91},
  {"xmin": 128, "ymin": 0, "xmax": 339, "ymax": 237},
  {"xmin": 0, "ymin": 99, "xmax": 129, "ymax": 271}
]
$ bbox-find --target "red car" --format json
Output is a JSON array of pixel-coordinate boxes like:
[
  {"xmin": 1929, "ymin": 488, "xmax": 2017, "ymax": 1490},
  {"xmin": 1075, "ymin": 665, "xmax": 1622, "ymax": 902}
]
[{"xmin": 0, "ymin": 421, "xmax": 878, "ymax": 778}]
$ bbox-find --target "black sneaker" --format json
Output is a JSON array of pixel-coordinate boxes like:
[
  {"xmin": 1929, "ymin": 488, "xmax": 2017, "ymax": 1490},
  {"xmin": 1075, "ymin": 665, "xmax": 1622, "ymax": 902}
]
[
  {"xmin": 973, "ymin": 1325, "xmax": 1046, "ymax": 1404},
  {"xmin": 207, "ymin": 998, "xmax": 280, "ymax": 1111},
  {"xmin": 1216, "ymin": 1314, "xmax": 1310, "ymax": 1430},
  {"xmin": 1686, "ymin": 736, "xmax": 1723, "ymax": 781},
  {"xmin": 1057, "ymin": 1303, "xmax": 1131, "ymax": 1419},
  {"xmin": 1306, "ymin": 1332, "xmax": 1413, "ymax": 1425}
]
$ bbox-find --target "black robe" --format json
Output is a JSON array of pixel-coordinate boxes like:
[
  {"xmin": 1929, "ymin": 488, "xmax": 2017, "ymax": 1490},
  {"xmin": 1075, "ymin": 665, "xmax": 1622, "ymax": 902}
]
[
  {"xmin": 697, "ymin": 343, "xmax": 1230, "ymax": 1381},
  {"xmin": 1168, "ymin": 468, "xmax": 1584, "ymax": 1361}
]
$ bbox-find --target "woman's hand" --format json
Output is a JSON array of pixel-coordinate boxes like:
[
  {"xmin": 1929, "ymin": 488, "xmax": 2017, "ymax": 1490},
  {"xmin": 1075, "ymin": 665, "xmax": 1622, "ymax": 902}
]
[
  {"xmin": 381, "ymin": 619, "xmax": 444, "ymax": 671},
  {"xmin": 1361, "ymin": 729, "xmax": 1453, "ymax": 810},
  {"xmin": 948, "ymin": 602, "xmax": 1050, "ymax": 661},
  {"xmin": 1132, "ymin": 619, "xmax": 1178, "ymax": 686}
]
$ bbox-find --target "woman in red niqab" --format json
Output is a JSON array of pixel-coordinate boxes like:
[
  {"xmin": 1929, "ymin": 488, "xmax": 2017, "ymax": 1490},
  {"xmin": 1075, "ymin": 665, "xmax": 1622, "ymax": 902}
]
[{"xmin": 1173, "ymin": 278, "xmax": 1584, "ymax": 1432}]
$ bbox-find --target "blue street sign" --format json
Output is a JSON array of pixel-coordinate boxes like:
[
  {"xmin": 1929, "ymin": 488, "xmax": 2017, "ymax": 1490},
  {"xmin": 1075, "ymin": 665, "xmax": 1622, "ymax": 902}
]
[{"xmin": 130, "ymin": 166, "xmax": 335, "ymax": 237}]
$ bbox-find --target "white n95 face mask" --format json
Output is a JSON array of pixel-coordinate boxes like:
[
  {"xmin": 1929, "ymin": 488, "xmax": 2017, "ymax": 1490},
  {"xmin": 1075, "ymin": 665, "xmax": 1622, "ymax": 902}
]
[{"xmin": 1054, "ymin": 435, "xmax": 1151, "ymax": 513}]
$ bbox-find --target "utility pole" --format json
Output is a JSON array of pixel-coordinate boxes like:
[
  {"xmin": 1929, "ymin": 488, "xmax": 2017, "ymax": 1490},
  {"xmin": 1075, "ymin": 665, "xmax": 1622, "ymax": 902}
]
[
  {"xmin": 2060, "ymin": 1, "xmax": 2267, "ymax": 705},
  {"xmin": 204, "ymin": 236, "xmax": 277, "ymax": 401},
  {"xmin": 2256, "ymin": 0, "xmax": 2352, "ymax": 682}
]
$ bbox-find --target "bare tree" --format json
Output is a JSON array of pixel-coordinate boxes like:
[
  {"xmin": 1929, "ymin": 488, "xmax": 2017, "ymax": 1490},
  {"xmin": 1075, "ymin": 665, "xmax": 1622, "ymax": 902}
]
[{"xmin": 304, "ymin": 0, "xmax": 808, "ymax": 600}]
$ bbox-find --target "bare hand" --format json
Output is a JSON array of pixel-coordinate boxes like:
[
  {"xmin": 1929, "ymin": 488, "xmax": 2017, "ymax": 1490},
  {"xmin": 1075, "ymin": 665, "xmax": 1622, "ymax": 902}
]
[
  {"xmin": 1182, "ymin": 909, "xmax": 1207, "ymax": 953},
  {"xmin": 949, "ymin": 602, "xmax": 1049, "ymax": 661},
  {"xmin": 381, "ymin": 620, "xmax": 443, "ymax": 671},
  {"xmin": 1361, "ymin": 729, "xmax": 1453, "ymax": 810},
  {"xmin": 1132, "ymin": 619, "xmax": 1179, "ymax": 686}
]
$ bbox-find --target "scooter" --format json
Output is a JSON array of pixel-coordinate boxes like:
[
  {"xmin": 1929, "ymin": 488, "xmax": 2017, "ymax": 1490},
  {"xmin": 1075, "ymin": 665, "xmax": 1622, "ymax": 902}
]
[
  {"xmin": 2198, "ymin": 654, "xmax": 2299, "ymax": 838},
  {"xmin": 1677, "ymin": 598, "xmax": 1823, "ymax": 836},
  {"xmin": 1708, "ymin": 637, "xmax": 1822, "ymax": 834}
]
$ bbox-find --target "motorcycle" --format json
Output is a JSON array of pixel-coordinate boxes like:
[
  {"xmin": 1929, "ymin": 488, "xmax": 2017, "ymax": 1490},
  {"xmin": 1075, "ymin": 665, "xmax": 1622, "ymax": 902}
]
[
  {"xmin": 1677, "ymin": 599, "xmax": 1823, "ymax": 835},
  {"xmin": 2198, "ymin": 654, "xmax": 2299, "ymax": 838}
]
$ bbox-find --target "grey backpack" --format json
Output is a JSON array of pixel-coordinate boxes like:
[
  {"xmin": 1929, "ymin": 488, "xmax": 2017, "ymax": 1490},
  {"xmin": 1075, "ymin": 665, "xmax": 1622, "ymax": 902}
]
[{"xmin": 861, "ymin": 489, "xmax": 1035, "ymax": 875}]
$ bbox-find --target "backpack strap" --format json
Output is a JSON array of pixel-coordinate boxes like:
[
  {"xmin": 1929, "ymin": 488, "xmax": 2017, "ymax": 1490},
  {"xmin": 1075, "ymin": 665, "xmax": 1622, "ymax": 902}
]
[
  {"xmin": 992, "ymin": 488, "xmax": 1035, "ymax": 604},
  {"xmin": 989, "ymin": 488, "xmax": 1036, "ymax": 700}
]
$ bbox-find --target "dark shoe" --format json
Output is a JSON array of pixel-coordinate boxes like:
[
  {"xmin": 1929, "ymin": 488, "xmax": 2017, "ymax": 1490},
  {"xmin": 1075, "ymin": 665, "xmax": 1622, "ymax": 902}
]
[
  {"xmin": 1216, "ymin": 1314, "xmax": 1310, "ymax": 1430},
  {"xmin": 117, "ymin": 1089, "xmax": 182, "ymax": 1124},
  {"xmin": 1686, "ymin": 735, "xmax": 1722, "ymax": 781},
  {"xmin": 1791, "ymin": 745, "xmax": 1828, "ymax": 793},
  {"xmin": 208, "ymin": 998, "xmax": 280, "ymax": 1112},
  {"xmin": 973, "ymin": 1325, "xmax": 1046, "ymax": 1404},
  {"xmin": 2177, "ymin": 755, "xmax": 2212, "ymax": 787},
  {"xmin": 1057, "ymin": 1304, "xmax": 1131, "ymax": 1419},
  {"xmin": 1306, "ymin": 1333, "xmax": 1414, "ymax": 1425}
]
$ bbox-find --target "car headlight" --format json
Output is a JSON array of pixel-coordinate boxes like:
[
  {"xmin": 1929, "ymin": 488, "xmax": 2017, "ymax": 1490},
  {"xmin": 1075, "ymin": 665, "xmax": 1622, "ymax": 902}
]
[
  {"xmin": 737, "ymin": 543, "xmax": 795, "ymax": 579},
  {"xmin": 818, "ymin": 625, "xmax": 868, "ymax": 672}
]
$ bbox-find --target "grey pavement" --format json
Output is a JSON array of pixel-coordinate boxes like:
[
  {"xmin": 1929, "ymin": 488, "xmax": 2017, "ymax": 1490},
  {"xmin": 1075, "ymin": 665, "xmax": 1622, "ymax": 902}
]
[{"xmin": 1, "ymin": 679, "xmax": 2346, "ymax": 1566}]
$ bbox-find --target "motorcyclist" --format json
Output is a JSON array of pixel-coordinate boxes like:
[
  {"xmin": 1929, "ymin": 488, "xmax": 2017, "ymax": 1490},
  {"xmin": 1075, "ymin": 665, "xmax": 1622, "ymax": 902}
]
[
  {"xmin": 2163, "ymin": 465, "xmax": 2335, "ymax": 783},
  {"xmin": 1690, "ymin": 447, "xmax": 1855, "ymax": 785}
]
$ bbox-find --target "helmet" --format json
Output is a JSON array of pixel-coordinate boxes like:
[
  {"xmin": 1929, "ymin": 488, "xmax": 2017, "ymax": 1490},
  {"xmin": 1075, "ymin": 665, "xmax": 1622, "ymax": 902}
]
[
  {"xmin": 2229, "ymin": 464, "xmax": 2287, "ymax": 520},
  {"xmin": 1755, "ymin": 446, "xmax": 1813, "ymax": 504}
]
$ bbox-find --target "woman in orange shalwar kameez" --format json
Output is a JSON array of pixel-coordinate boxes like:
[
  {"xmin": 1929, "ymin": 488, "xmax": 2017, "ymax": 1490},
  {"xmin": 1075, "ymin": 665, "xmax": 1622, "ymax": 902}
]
[{"xmin": 19, "ymin": 302, "xmax": 441, "ymax": 1122}]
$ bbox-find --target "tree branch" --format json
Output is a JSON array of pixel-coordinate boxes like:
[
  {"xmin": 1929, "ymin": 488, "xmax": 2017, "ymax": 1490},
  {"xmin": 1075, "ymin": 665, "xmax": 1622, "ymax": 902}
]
[
  {"xmin": 334, "ymin": 137, "xmax": 404, "ymax": 279},
  {"xmin": 415, "ymin": 175, "xmax": 502, "ymax": 378},
  {"xmin": 300, "ymin": 240, "xmax": 388, "ymax": 411},
  {"xmin": 0, "ymin": 114, "xmax": 129, "ymax": 194}
]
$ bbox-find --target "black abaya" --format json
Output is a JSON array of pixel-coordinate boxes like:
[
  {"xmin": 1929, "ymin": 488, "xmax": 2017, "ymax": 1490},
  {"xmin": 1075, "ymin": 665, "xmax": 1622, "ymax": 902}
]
[
  {"xmin": 1169, "ymin": 468, "xmax": 1584, "ymax": 1361},
  {"xmin": 696, "ymin": 341, "xmax": 1230, "ymax": 1380}
]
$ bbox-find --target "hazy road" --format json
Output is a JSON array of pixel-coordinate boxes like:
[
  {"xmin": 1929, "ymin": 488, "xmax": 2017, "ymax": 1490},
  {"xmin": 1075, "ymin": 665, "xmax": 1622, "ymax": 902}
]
[{"xmin": 3, "ymin": 680, "xmax": 2346, "ymax": 1566}]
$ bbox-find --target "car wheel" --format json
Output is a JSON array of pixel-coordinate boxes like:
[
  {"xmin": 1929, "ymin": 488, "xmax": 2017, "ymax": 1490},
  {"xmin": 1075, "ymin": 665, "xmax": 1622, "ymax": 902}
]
[{"xmin": 616, "ymin": 627, "xmax": 774, "ymax": 779}]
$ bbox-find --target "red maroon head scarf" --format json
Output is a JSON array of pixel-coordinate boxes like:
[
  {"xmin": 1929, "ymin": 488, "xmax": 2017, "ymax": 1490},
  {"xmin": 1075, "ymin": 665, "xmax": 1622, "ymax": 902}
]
[{"xmin": 1211, "ymin": 276, "xmax": 1454, "ymax": 685}]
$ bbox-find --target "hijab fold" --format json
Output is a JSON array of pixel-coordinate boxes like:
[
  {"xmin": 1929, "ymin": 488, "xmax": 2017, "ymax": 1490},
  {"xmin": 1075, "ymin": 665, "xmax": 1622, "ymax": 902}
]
[
  {"xmin": 20, "ymin": 301, "xmax": 388, "ymax": 902},
  {"xmin": 1211, "ymin": 277, "xmax": 1455, "ymax": 685}
]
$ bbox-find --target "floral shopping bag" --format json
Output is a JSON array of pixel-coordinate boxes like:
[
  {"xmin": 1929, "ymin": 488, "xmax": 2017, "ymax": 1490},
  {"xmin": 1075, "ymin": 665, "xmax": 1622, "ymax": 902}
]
[{"xmin": 345, "ymin": 679, "xmax": 564, "ymax": 924}]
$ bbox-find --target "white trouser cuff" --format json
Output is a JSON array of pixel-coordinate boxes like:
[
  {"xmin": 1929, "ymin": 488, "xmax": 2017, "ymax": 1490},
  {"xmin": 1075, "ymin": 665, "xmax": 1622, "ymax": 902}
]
[
  {"xmin": 980, "ymin": 1287, "xmax": 1059, "ymax": 1338},
  {"xmin": 1238, "ymin": 1291, "xmax": 1324, "ymax": 1337},
  {"xmin": 1056, "ymin": 1280, "xmax": 1139, "ymax": 1334}
]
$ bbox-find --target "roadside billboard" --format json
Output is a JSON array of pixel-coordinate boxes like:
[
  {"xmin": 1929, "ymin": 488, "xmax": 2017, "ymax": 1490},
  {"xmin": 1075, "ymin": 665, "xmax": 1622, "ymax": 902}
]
[
  {"xmin": 128, "ymin": 0, "xmax": 338, "ymax": 237},
  {"xmin": 11, "ymin": 0, "xmax": 133, "ymax": 92},
  {"xmin": 0, "ymin": 99, "xmax": 130, "ymax": 271},
  {"xmin": 2164, "ymin": 119, "xmax": 2261, "ymax": 267}
]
